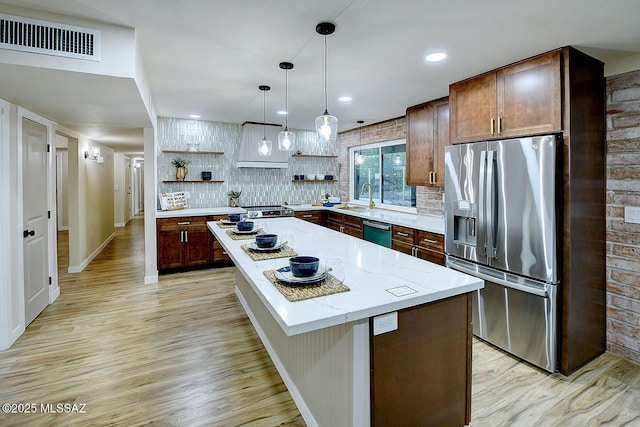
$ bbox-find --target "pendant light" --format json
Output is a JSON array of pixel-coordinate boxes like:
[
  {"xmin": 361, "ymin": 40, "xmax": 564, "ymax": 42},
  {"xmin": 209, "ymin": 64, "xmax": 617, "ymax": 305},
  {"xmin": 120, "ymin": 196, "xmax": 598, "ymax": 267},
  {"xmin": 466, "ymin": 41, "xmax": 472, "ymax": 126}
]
[
  {"xmin": 315, "ymin": 22, "xmax": 338, "ymax": 143},
  {"xmin": 278, "ymin": 61, "xmax": 295, "ymax": 151},
  {"xmin": 355, "ymin": 120, "xmax": 364, "ymax": 165},
  {"xmin": 258, "ymin": 85, "xmax": 272, "ymax": 156}
]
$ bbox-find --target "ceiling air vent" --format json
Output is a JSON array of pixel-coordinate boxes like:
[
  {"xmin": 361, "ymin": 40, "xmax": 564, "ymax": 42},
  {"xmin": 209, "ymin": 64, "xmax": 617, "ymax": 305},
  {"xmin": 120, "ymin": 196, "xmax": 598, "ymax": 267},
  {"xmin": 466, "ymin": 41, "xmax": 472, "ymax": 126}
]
[{"xmin": 0, "ymin": 13, "xmax": 100, "ymax": 61}]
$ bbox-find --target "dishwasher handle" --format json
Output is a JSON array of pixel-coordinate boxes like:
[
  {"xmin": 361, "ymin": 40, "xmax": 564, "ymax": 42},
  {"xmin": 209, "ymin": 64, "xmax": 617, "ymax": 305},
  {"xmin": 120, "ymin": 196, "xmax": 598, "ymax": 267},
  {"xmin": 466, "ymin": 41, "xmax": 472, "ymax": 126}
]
[{"xmin": 363, "ymin": 220, "xmax": 391, "ymax": 231}]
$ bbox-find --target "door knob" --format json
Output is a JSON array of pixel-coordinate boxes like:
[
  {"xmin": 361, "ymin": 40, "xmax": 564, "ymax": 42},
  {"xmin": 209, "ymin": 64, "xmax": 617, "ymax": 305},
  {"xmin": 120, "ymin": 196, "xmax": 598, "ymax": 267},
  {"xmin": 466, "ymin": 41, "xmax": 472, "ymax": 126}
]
[{"xmin": 23, "ymin": 229, "xmax": 35, "ymax": 238}]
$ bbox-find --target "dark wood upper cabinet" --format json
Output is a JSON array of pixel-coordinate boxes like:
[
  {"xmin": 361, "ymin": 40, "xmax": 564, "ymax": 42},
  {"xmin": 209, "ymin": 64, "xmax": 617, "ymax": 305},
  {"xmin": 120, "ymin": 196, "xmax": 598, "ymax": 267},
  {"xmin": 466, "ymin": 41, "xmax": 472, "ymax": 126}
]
[
  {"xmin": 406, "ymin": 97, "xmax": 449, "ymax": 186},
  {"xmin": 450, "ymin": 50, "xmax": 561, "ymax": 144}
]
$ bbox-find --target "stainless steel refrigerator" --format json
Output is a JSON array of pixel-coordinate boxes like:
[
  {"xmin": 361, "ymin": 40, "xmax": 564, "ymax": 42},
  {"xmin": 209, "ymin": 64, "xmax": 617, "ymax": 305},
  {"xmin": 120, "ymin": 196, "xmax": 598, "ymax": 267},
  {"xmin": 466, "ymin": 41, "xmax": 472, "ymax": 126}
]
[{"xmin": 444, "ymin": 134, "xmax": 561, "ymax": 372}]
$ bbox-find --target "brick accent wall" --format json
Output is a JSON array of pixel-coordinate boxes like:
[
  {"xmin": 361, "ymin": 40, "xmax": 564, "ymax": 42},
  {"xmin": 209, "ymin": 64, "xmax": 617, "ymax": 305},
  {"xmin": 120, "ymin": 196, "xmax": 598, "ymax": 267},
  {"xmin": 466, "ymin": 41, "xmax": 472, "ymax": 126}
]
[
  {"xmin": 606, "ymin": 69, "xmax": 640, "ymax": 362},
  {"xmin": 337, "ymin": 117, "xmax": 444, "ymax": 217}
]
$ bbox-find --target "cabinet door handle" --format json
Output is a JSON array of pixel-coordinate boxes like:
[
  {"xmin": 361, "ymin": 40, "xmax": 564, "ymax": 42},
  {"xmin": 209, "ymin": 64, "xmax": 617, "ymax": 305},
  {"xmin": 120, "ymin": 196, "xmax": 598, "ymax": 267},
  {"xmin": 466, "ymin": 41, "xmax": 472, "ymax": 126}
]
[
  {"xmin": 396, "ymin": 232, "xmax": 409, "ymax": 237},
  {"xmin": 422, "ymin": 238, "xmax": 438, "ymax": 245},
  {"xmin": 180, "ymin": 230, "xmax": 184, "ymax": 242},
  {"xmin": 497, "ymin": 116, "xmax": 502, "ymax": 135},
  {"xmin": 177, "ymin": 221, "xmax": 191, "ymax": 225},
  {"xmin": 490, "ymin": 117, "xmax": 496, "ymax": 135},
  {"xmin": 184, "ymin": 231, "xmax": 188, "ymax": 243}
]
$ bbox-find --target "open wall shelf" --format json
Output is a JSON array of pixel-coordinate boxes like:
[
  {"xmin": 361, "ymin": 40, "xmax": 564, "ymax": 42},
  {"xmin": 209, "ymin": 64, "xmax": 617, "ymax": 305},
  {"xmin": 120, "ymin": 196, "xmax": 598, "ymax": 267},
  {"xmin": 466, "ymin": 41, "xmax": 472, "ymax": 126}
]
[
  {"xmin": 162, "ymin": 180, "xmax": 225, "ymax": 183},
  {"xmin": 163, "ymin": 150, "xmax": 224, "ymax": 155}
]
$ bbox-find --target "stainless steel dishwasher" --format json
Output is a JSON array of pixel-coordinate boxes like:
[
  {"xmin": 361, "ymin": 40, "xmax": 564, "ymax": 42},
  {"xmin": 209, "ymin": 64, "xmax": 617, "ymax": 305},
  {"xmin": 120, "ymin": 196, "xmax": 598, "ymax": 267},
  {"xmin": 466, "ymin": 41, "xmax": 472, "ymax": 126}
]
[{"xmin": 363, "ymin": 220, "xmax": 392, "ymax": 248}]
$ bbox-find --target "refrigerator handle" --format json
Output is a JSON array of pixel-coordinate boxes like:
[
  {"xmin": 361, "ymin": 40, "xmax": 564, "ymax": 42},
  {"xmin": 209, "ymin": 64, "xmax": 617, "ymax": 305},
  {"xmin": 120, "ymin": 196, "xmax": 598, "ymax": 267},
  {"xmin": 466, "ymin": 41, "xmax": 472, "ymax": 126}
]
[
  {"xmin": 486, "ymin": 150, "xmax": 497, "ymax": 259},
  {"xmin": 478, "ymin": 150, "xmax": 487, "ymax": 258}
]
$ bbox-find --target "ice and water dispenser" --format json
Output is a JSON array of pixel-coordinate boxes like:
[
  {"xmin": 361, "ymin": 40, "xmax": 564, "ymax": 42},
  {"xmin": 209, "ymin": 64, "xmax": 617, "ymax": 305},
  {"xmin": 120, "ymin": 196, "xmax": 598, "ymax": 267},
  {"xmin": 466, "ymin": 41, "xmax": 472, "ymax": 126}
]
[{"xmin": 452, "ymin": 200, "xmax": 477, "ymax": 247}]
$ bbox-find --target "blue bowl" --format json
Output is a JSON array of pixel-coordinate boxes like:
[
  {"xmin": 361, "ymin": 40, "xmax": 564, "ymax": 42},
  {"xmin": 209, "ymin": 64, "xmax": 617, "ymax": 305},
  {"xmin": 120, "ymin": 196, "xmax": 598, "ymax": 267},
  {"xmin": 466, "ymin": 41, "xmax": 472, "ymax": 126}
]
[
  {"xmin": 324, "ymin": 174, "xmax": 334, "ymax": 180},
  {"xmin": 228, "ymin": 213, "xmax": 242, "ymax": 222},
  {"xmin": 289, "ymin": 256, "xmax": 320, "ymax": 277},
  {"xmin": 256, "ymin": 233, "xmax": 278, "ymax": 248},
  {"xmin": 236, "ymin": 221, "xmax": 254, "ymax": 231}
]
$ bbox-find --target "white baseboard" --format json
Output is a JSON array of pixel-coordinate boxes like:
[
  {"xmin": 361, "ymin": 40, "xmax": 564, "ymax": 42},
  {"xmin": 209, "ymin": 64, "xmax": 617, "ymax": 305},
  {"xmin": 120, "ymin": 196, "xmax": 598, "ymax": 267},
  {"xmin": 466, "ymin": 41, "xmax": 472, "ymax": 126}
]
[
  {"xmin": 67, "ymin": 232, "xmax": 115, "ymax": 273},
  {"xmin": 144, "ymin": 273, "xmax": 158, "ymax": 284}
]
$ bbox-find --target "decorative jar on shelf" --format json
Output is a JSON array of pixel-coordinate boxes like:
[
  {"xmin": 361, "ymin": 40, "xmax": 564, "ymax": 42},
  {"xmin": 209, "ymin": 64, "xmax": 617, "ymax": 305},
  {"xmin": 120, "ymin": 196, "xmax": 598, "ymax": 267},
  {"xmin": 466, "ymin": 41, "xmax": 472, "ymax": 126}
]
[
  {"xmin": 175, "ymin": 167, "xmax": 187, "ymax": 181},
  {"xmin": 171, "ymin": 157, "xmax": 191, "ymax": 181}
]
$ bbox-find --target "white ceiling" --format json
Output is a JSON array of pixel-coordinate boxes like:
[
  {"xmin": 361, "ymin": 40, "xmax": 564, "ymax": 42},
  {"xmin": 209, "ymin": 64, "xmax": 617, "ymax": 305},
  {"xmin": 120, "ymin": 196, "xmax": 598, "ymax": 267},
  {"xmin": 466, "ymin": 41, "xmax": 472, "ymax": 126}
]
[{"xmin": 1, "ymin": 0, "xmax": 640, "ymax": 151}]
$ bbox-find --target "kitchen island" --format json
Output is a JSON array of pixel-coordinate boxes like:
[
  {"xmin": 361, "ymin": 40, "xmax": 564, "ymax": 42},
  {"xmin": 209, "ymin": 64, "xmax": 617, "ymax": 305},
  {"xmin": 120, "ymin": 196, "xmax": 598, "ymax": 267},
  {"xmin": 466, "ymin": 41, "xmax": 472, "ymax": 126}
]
[{"xmin": 207, "ymin": 217, "xmax": 482, "ymax": 426}]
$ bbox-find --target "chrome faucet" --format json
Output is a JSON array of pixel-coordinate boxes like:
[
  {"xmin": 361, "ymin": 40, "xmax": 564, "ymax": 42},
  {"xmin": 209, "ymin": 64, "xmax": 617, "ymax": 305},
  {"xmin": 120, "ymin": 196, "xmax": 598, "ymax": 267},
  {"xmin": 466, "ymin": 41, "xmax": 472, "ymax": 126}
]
[{"xmin": 360, "ymin": 182, "xmax": 375, "ymax": 209}]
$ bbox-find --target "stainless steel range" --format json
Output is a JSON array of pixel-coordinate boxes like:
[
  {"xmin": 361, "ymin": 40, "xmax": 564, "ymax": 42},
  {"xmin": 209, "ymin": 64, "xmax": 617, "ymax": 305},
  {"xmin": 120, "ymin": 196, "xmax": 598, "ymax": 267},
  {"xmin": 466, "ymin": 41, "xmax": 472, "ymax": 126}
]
[{"xmin": 242, "ymin": 205, "xmax": 295, "ymax": 218}]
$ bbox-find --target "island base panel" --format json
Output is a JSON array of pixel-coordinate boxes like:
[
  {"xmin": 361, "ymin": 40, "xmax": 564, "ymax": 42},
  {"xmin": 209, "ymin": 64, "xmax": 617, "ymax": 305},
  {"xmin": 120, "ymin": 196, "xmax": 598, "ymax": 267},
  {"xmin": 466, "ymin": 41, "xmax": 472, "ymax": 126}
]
[
  {"xmin": 235, "ymin": 272, "xmax": 371, "ymax": 427},
  {"xmin": 370, "ymin": 293, "xmax": 472, "ymax": 427}
]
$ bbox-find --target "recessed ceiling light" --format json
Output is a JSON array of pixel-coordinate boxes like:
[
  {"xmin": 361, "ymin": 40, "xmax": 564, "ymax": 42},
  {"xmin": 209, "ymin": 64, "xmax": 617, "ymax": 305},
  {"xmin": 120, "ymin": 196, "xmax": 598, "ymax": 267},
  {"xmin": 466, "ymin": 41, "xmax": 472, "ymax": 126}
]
[
  {"xmin": 425, "ymin": 52, "xmax": 447, "ymax": 62},
  {"xmin": 338, "ymin": 96, "xmax": 352, "ymax": 102},
  {"xmin": 277, "ymin": 110, "xmax": 288, "ymax": 115},
  {"xmin": 189, "ymin": 114, "xmax": 201, "ymax": 119}
]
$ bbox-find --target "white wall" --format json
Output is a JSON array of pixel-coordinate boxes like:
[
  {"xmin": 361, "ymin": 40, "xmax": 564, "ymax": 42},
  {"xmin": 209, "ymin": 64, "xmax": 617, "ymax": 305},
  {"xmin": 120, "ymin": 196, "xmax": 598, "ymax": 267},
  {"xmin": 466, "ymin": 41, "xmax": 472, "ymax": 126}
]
[{"xmin": 67, "ymin": 138, "xmax": 115, "ymax": 272}]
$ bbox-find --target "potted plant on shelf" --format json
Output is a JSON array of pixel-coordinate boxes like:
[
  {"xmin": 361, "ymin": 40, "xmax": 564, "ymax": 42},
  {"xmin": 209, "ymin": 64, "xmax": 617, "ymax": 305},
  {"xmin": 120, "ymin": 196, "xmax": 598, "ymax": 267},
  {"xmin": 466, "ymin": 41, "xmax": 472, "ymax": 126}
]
[{"xmin": 172, "ymin": 157, "xmax": 191, "ymax": 181}]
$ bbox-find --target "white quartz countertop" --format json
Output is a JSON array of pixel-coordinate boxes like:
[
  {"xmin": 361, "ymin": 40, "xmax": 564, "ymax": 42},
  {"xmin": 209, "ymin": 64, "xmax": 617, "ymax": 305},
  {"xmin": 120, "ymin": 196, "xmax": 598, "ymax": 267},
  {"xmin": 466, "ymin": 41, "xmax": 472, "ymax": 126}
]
[
  {"xmin": 156, "ymin": 204, "xmax": 444, "ymax": 234},
  {"xmin": 289, "ymin": 204, "xmax": 445, "ymax": 234},
  {"xmin": 208, "ymin": 217, "xmax": 482, "ymax": 336},
  {"xmin": 156, "ymin": 207, "xmax": 246, "ymax": 218}
]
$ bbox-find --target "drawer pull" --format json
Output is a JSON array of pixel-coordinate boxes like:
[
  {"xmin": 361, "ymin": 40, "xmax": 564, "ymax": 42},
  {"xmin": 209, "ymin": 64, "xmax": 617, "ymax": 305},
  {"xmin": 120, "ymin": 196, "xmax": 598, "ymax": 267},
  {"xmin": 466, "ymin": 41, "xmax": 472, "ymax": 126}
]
[
  {"xmin": 396, "ymin": 232, "xmax": 410, "ymax": 237},
  {"xmin": 177, "ymin": 221, "xmax": 191, "ymax": 225},
  {"xmin": 303, "ymin": 214, "xmax": 313, "ymax": 218},
  {"xmin": 422, "ymin": 238, "xmax": 438, "ymax": 244}
]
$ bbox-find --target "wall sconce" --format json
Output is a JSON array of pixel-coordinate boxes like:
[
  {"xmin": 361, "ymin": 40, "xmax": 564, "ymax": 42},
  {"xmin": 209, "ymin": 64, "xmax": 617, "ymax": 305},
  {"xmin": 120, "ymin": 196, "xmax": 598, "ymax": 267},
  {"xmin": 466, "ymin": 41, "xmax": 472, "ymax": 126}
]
[{"xmin": 85, "ymin": 146, "xmax": 103, "ymax": 163}]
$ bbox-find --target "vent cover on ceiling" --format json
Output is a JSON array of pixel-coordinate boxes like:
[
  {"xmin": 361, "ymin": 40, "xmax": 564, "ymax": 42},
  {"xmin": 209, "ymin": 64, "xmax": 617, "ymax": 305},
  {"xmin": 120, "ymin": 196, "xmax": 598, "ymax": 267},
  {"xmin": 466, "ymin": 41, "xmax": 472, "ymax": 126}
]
[{"xmin": 0, "ymin": 13, "xmax": 100, "ymax": 61}]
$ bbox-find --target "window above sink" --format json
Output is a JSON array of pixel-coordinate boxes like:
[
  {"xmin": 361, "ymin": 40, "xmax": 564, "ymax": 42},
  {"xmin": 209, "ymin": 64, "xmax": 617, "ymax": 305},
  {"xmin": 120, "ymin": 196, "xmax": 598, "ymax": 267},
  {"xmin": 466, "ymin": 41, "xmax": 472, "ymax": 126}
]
[{"xmin": 349, "ymin": 138, "xmax": 417, "ymax": 213}]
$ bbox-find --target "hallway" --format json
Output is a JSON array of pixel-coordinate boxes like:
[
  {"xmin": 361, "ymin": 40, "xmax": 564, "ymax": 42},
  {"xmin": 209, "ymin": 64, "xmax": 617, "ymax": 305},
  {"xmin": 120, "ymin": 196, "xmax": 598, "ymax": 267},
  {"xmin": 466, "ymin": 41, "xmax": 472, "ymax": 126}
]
[{"xmin": 0, "ymin": 218, "xmax": 304, "ymax": 426}]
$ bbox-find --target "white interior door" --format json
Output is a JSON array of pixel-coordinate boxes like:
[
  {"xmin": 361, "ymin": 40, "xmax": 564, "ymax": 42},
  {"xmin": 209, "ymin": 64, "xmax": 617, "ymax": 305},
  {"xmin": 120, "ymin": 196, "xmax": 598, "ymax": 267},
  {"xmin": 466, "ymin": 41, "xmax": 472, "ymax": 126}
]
[
  {"xmin": 125, "ymin": 156, "xmax": 132, "ymax": 221},
  {"xmin": 22, "ymin": 117, "xmax": 49, "ymax": 326}
]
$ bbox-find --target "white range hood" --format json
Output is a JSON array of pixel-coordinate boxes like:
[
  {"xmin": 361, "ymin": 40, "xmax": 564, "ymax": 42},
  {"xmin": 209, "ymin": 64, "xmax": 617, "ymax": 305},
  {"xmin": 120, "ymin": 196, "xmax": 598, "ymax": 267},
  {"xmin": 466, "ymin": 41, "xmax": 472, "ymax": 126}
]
[{"xmin": 236, "ymin": 122, "xmax": 288, "ymax": 168}]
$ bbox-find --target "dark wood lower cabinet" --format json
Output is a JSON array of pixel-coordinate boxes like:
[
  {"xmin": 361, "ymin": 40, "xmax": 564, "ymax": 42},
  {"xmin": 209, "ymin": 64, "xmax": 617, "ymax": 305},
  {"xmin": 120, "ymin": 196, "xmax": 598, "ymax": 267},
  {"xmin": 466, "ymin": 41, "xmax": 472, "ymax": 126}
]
[
  {"xmin": 370, "ymin": 294, "xmax": 471, "ymax": 427},
  {"xmin": 391, "ymin": 225, "xmax": 445, "ymax": 266},
  {"xmin": 157, "ymin": 215, "xmax": 231, "ymax": 272},
  {"xmin": 294, "ymin": 210, "xmax": 326, "ymax": 225},
  {"xmin": 326, "ymin": 211, "xmax": 363, "ymax": 238}
]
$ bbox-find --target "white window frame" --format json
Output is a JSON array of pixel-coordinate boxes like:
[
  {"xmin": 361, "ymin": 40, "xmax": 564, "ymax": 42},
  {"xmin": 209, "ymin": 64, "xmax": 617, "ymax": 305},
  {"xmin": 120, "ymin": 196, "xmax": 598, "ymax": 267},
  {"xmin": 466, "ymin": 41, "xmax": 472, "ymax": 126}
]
[{"xmin": 348, "ymin": 138, "xmax": 417, "ymax": 214}]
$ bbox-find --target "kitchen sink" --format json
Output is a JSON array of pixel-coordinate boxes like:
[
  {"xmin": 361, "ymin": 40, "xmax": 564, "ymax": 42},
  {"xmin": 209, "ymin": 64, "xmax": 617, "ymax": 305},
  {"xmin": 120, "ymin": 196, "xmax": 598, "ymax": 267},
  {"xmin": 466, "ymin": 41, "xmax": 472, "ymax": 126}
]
[{"xmin": 337, "ymin": 205, "xmax": 371, "ymax": 213}]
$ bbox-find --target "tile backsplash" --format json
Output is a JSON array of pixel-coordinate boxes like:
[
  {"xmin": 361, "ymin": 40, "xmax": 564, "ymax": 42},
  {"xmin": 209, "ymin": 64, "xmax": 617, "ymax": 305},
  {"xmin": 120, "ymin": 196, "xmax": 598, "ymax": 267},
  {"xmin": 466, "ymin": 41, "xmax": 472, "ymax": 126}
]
[{"xmin": 157, "ymin": 117, "xmax": 340, "ymax": 208}]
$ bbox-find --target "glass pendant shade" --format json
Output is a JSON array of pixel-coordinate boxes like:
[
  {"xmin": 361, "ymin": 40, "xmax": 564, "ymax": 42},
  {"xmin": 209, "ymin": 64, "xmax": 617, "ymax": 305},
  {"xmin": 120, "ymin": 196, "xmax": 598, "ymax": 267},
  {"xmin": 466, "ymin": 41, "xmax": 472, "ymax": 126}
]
[
  {"xmin": 258, "ymin": 84, "xmax": 272, "ymax": 156},
  {"xmin": 278, "ymin": 128, "xmax": 295, "ymax": 151},
  {"xmin": 355, "ymin": 153, "xmax": 364, "ymax": 165},
  {"xmin": 315, "ymin": 110, "xmax": 338, "ymax": 143},
  {"xmin": 259, "ymin": 137, "xmax": 272, "ymax": 156}
]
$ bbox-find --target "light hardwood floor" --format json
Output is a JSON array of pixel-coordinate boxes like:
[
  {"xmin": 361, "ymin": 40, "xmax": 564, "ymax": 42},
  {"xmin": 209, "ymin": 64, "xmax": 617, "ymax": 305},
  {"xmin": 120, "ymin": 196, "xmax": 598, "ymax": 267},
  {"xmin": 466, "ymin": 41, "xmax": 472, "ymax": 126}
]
[{"xmin": 1, "ymin": 217, "xmax": 639, "ymax": 426}]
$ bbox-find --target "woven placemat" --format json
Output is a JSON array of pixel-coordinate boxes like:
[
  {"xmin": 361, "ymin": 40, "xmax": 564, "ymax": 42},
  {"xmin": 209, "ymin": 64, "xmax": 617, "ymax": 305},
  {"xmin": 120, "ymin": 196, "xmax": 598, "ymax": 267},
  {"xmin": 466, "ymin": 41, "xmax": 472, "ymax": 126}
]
[
  {"xmin": 216, "ymin": 221, "xmax": 237, "ymax": 229},
  {"xmin": 226, "ymin": 229, "xmax": 263, "ymax": 240},
  {"xmin": 241, "ymin": 244, "xmax": 298, "ymax": 261},
  {"xmin": 263, "ymin": 270, "xmax": 350, "ymax": 302}
]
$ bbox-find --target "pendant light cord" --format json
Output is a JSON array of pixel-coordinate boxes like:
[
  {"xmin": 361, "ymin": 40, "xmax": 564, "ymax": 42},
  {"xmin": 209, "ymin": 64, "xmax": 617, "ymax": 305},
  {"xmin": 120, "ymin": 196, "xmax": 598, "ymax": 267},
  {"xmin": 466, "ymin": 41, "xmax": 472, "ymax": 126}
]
[
  {"xmin": 285, "ymin": 69, "xmax": 289, "ymax": 129},
  {"xmin": 323, "ymin": 34, "xmax": 328, "ymax": 113},
  {"xmin": 263, "ymin": 89, "xmax": 266, "ymax": 138}
]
